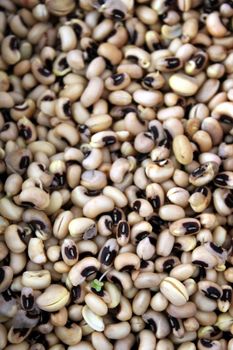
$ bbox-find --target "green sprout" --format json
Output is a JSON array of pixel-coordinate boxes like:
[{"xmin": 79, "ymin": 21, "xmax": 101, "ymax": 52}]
[
  {"xmin": 90, "ymin": 269, "xmax": 112, "ymax": 292},
  {"xmin": 91, "ymin": 279, "xmax": 104, "ymax": 292}
]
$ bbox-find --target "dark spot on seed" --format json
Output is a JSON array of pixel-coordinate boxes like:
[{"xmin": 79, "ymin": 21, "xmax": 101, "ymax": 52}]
[
  {"xmin": 22, "ymin": 295, "xmax": 34, "ymax": 310},
  {"xmin": 214, "ymin": 173, "xmax": 229, "ymax": 186},
  {"xmin": 219, "ymin": 115, "xmax": 233, "ymax": 125},
  {"xmin": 38, "ymin": 67, "xmax": 51, "ymax": 77},
  {"xmin": 135, "ymin": 231, "xmax": 149, "ymax": 243},
  {"xmin": 2, "ymin": 288, "xmax": 14, "ymax": 301},
  {"xmin": 10, "ymin": 36, "xmax": 20, "ymax": 50},
  {"xmin": 73, "ymin": 23, "xmax": 82, "ymax": 39},
  {"xmin": 194, "ymin": 53, "xmax": 206, "ymax": 69},
  {"xmin": 133, "ymin": 200, "xmax": 141, "ymax": 212},
  {"xmin": 63, "ymin": 101, "xmax": 72, "ymax": 116},
  {"xmin": 70, "ymin": 285, "xmax": 81, "ymax": 302},
  {"xmin": 225, "ymin": 193, "xmax": 233, "ymax": 209},
  {"xmin": 100, "ymin": 247, "xmax": 117, "ymax": 266},
  {"xmin": 19, "ymin": 127, "xmax": 32, "ymax": 140},
  {"xmin": 58, "ymin": 57, "xmax": 69, "ymax": 70},
  {"xmin": 103, "ymin": 136, "xmax": 116, "ymax": 146},
  {"xmin": 209, "ymin": 242, "xmax": 223, "ymax": 254},
  {"xmin": 143, "ymin": 76, "xmax": 154, "ymax": 88},
  {"xmin": 203, "ymin": 286, "xmax": 221, "ymax": 300},
  {"xmin": 148, "ymin": 215, "xmax": 165, "ymax": 234},
  {"xmin": 129, "ymin": 29, "xmax": 138, "ymax": 44},
  {"xmin": 111, "ymin": 208, "xmax": 122, "ymax": 224},
  {"xmin": 19, "ymin": 156, "xmax": 30, "ymax": 169},
  {"xmin": 112, "ymin": 9, "xmax": 125, "ymax": 20},
  {"xmin": 168, "ymin": 316, "xmax": 180, "ymax": 330},
  {"xmin": 165, "ymin": 57, "xmax": 180, "ymax": 69},
  {"xmin": 151, "ymin": 195, "xmax": 161, "ymax": 209},
  {"xmin": 200, "ymin": 339, "xmax": 213, "ymax": 348},
  {"xmin": 81, "ymin": 266, "xmax": 98, "ymax": 277},
  {"xmin": 64, "ymin": 246, "xmax": 77, "ymax": 260},
  {"xmin": 0, "ymin": 268, "xmax": 5, "ymax": 284},
  {"xmin": 183, "ymin": 222, "xmax": 200, "ymax": 234},
  {"xmin": 149, "ymin": 237, "xmax": 156, "ymax": 245},
  {"xmin": 140, "ymin": 260, "xmax": 149, "ymax": 268},
  {"xmin": 117, "ymin": 221, "xmax": 129, "ymax": 237},
  {"xmin": 150, "ymin": 126, "xmax": 159, "ymax": 140},
  {"xmin": 163, "ymin": 258, "xmax": 175, "ymax": 272},
  {"xmin": 110, "ymin": 276, "xmax": 122, "ymax": 289},
  {"xmin": 196, "ymin": 186, "xmax": 208, "ymax": 196},
  {"xmin": 147, "ymin": 318, "xmax": 157, "ymax": 333},
  {"xmin": 192, "ymin": 164, "xmax": 207, "ymax": 177},
  {"xmin": 193, "ymin": 260, "xmax": 208, "ymax": 268},
  {"xmin": 221, "ymin": 288, "xmax": 232, "ymax": 302},
  {"xmin": 112, "ymin": 73, "xmax": 124, "ymax": 86},
  {"xmin": 120, "ymin": 264, "xmax": 134, "ymax": 272}
]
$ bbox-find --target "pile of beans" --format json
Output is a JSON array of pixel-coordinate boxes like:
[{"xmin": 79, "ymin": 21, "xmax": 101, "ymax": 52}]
[{"xmin": 0, "ymin": 0, "xmax": 233, "ymax": 349}]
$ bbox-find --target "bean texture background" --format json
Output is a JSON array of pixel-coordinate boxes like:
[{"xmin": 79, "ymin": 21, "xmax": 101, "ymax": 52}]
[{"xmin": 0, "ymin": 0, "xmax": 233, "ymax": 349}]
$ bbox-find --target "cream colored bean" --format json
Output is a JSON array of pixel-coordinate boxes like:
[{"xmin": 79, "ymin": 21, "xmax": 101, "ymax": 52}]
[
  {"xmin": 173, "ymin": 135, "xmax": 193, "ymax": 165},
  {"xmin": 104, "ymin": 322, "xmax": 131, "ymax": 340},
  {"xmin": 160, "ymin": 277, "xmax": 189, "ymax": 306},
  {"xmin": 159, "ymin": 205, "xmax": 185, "ymax": 221}
]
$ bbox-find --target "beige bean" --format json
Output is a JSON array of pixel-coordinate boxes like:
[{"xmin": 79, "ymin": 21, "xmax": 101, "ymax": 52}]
[
  {"xmin": 160, "ymin": 277, "xmax": 189, "ymax": 306},
  {"xmin": 173, "ymin": 135, "xmax": 193, "ymax": 165}
]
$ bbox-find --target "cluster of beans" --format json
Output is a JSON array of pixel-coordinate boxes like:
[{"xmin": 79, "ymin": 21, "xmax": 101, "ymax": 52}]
[{"xmin": 1, "ymin": 0, "xmax": 233, "ymax": 349}]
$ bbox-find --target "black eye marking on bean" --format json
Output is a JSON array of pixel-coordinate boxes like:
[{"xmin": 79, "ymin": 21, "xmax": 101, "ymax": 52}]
[
  {"xmin": 147, "ymin": 318, "xmax": 157, "ymax": 333},
  {"xmin": 143, "ymin": 76, "xmax": 154, "ymax": 88},
  {"xmin": 221, "ymin": 288, "xmax": 232, "ymax": 301},
  {"xmin": 0, "ymin": 268, "xmax": 5, "ymax": 283},
  {"xmin": 165, "ymin": 57, "xmax": 180, "ymax": 69},
  {"xmin": 112, "ymin": 73, "xmax": 124, "ymax": 85},
  {"xmin": 112, "ymin": 9, "xmax": 125, "ymax": 20},
  {"xmin": 168, "ymin": 316, "xmax": 180, "ymax": 330},
  {"xmin": 103, "ymin": 136, "xmax": 116, "ymax": 146},
  {"xmin": 120, "ymin": 264, "xmax": 134, "ymax": 272},
  {"xmin": 10, "ymin": 36, "xmax": 20, "ymax": 50},
  {"xmin": 140, "ymin": 260, "xmax": 149, "ymax": 268},
  {"xmin": 183, "ymin": 222, "xmax": 200, "ymax": 234},
  {"xmin": 200, "ymin": 339, "xmax": 213, "ymax": 348},
  {"xmin": 22, "ymin": 295, "xmax": 34, "ymax": 310},
  {"xmin": 214, "ymin": 173, "xmax": 229, "ymax": 186},
  {"xmin": 209, "ymin": 242, "xmax": 223, "ymax": 254},
  {"xmin": 135, "ymin": 231, "xmax": 149, "ymax": 243},
  {"xmin": 133, "ymin": 200, "xmax": 141, "ymax": 212},
  {"xmin": 149, "ymin": 126, "xmax": 159, "ymax": 140},
  {"xmin": 194, "ymin": 54, "xmax": 206, "ymax": 68},
  {"xmin": 65, "ymin": 246, "xmax": 77, "ymax": 259},
  {"xmin": 71, "ymin": 285, "xmax": 81, "ymax": 302},
  {"xmin": 19, "ymin": 156, "xmax": 30, "ymax": 169},
  {"xmin": 196, "ymin": 186, "xmax": 208, "ymax": 196},
  {"xmin": 202, "ymin": 286, "xmax": 221, "ymax": 300},
  {"xmin": 118, "ymin": 221, "xmax": 129, "ymax": 236},
  {"xmin": 192, "ymin": 260, "xmax": 208, "ymax": 268},
  {"xmin": 163, "ymin": 258, "xmax": 175, "ymax": 272},
  {"xmin": 19, "ymin": 127, "xmax": 32, "ymax": 140},
  {"xmin": 100, "ymin": 247, "xmax": 117, "ymax": 265},
  {"xmin": 81, "ymin": 266, "xmax": 98, "ymax": 277}
]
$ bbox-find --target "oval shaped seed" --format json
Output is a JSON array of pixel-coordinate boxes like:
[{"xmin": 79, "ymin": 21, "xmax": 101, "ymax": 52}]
[
  {"xmin": 83, "ymin": 195, "xmax": 114, "ymax": 218},
  {"xmin": 169, "ymin": 218, "xmax": 201, "ymax": 236},
  {"xmin": 85, "ymin": 293, "xmax": 108, "ymax": 316},
  {"xmin": 159, "ymin": 205, "xmax": 185, "ymax": 221},
  {"xmin": 82, "ymin": 305, "xmax": 105, "ymax": 332},
  {"xmin": 104, "ymin": 322, "xmax": 131, "ymax": 340},
  {"xmin": 173, "ymin": 135, "xmax": 193, "ymax": 165},
  {"xmin": 160, "ymin": 277, "xmax": 189, "ymax": 306},
  {"xmin": 169, "ymin": 73, "xmax": 199, "ymax": 96},
  {"xmin": 36, "ymin": 284, "xmax": 70, "ymax": 312}
]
